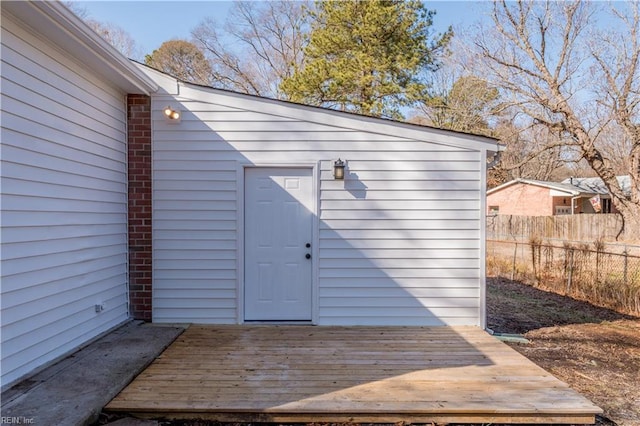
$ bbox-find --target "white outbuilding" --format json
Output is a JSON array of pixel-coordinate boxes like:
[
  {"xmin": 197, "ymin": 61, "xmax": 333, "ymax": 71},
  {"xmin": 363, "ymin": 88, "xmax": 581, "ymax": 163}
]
[{"xmin": 137, "ymin": 65, "xmax": 498, "ymax": 327}]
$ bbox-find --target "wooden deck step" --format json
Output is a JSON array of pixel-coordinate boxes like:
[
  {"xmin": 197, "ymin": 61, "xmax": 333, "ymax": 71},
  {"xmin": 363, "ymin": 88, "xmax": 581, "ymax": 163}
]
[{"xmin": 106, "ymin": 325, "xmax": 601, "ymax": 424}]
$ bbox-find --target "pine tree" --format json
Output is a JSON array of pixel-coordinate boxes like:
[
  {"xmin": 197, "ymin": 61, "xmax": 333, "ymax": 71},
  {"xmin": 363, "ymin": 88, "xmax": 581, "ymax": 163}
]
[{"xmin": 280, "ymin": 0, "xmax": 451, "ymax": 119}]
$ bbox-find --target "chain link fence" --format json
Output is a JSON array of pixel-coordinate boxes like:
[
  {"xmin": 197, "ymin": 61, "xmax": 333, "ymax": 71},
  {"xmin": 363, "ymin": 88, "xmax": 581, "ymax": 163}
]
[{"xmin": 487, "ymin": 239, "xmax": 640, "ymax": 316}]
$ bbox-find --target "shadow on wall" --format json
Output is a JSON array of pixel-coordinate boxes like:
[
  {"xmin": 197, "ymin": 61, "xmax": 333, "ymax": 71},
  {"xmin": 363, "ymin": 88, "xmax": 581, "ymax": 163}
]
[
  {"xmin": 151, "ymin": 96, "xmax": 482, "ymax": 329},
  {"xmin": 344, "ymin": 167, "xmax": 368, "ymax": 200},
  {"xmin": 144, "ymin": 93, "xmax": 496, "ymax": 410}
]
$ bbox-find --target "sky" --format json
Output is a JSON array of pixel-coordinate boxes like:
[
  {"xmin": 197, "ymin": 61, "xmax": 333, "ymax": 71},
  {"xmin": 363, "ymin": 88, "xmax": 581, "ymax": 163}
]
[{"xmin": 75, "ymin": 1, "xmax": 489, "ymax": 58}]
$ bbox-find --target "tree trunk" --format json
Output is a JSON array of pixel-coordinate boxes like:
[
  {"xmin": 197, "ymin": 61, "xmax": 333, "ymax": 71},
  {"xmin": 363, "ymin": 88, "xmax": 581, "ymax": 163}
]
[{"xmin": 614, "ymin": 203, "xmax": 640, "ymax": 241}]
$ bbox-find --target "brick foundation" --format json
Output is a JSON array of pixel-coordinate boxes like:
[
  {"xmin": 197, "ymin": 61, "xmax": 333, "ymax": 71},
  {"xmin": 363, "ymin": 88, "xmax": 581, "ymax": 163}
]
[{"xmin": 127, "ymin": 94, "xmax": 152, "ymax": 321}]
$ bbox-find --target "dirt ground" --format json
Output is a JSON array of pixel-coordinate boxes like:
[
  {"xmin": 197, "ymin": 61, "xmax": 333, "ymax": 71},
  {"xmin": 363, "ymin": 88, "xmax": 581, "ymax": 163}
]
[{"xmin": 487, "ymin": 277, "xmax": 640, "ymax": 426}]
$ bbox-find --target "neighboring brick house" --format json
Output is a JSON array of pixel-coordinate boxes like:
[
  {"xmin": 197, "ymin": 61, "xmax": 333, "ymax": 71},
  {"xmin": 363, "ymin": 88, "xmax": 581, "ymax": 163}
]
[{"xmin": 486, "ymin": 176, "xmax": 630, "ymax": 216}]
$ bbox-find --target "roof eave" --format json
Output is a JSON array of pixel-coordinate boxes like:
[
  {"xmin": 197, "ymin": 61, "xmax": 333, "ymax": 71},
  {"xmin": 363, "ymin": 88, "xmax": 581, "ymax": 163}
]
[
  {"xmin": 488, "ymin": 178, "xmax": 583, "ymax": 196},
  {"xmin": 2, "ymin": 1, "xmax": 158, "ymax": 95}
]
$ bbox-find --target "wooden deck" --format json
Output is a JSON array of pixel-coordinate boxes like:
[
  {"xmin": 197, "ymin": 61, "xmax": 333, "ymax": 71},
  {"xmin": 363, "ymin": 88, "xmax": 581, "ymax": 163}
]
[{"xmin": 106, "ymin": 325, "xmax": 601, "ymax": 424}]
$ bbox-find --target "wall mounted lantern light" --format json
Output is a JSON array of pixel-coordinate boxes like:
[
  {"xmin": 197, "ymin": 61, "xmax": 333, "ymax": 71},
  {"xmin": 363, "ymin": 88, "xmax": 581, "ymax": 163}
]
[
  {"xmin": 163, "ymin": 105, "xmax": 181, "ymax": 123},
  {"xmin": 333, "ymin": 158, "xmax": 346, "ymax": 180}
]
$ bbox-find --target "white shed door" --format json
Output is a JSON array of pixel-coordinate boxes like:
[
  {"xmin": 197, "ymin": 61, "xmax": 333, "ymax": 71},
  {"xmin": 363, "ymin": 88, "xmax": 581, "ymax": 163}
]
[{"xmin": 244, "ymin": 168, "xmax": 313, "ymax": 321}]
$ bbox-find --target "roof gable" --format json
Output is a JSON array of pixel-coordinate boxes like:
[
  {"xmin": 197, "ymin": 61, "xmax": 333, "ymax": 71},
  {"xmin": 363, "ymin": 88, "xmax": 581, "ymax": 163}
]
[
  {"xmin": 489, "ymin": 176, "xmax": 632, "ymax": 197},
  {"xmin": 488, "ymin": 178, "xmax": 583, "ymax": 196}
]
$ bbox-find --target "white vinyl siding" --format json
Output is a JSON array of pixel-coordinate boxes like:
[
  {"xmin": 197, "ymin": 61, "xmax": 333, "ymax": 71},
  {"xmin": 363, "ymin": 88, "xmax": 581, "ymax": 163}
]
[
  {"xmin": 319, "ymin": 158, "xmax": 481, "ymax": 325},
  {"xmin": 1, "ymin": 17, "xmax": 129, "ymax": 387},
  {"xmin": 151, "ymin": 82, "xmax": 485, "ymax": 326}
]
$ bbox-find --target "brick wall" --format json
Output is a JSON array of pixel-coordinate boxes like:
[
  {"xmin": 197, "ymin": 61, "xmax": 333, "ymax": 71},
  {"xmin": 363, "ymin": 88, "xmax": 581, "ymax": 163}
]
[
  {"xmin": 127, "ymin": 94, "xmax": 152, "ymax": 320},
  {"xmin": 487, "ymin": 183, "xmax": 554, "ymax": 216},
  {"xmin": 551, "ymin": 195, "xmax": 573, "ymax": 215}
]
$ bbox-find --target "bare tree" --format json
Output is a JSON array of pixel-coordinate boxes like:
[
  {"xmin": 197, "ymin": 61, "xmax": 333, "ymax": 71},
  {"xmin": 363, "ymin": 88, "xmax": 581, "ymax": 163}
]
[
  {"xmin": 145, "ymin": 40, "xmax": 211, "ymax": 85},
  {"xmin": 64, "ymin": 1, "xmax": 141, "ymax": 60},
  {"xmin": 475, "ymin": 1, "xmax": 640, "ymax": 233},
  {"xmin": 410, "ymin": 37, "xmax": 503, "ymax": 135},
  {"xmin": 192, "ymin": 1, "xmax": 309, "ymax": 99},
  {"xmin": 86, "ymin": 19, "xmax": 140, "ymax": 59},
  {"xmin": 493, "ymin": 121, "xmax": 573, "ymax": 183},
  {"xmin": 63, "ymin": 1, "xmax": 88, "ymax": 19}
]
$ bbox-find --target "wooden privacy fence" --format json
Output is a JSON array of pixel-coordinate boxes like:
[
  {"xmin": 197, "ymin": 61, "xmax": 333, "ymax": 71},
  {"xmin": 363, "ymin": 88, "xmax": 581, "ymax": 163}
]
[{"xmin": 486, "ymin": 214, "xmax": 632, "ymax": 242}]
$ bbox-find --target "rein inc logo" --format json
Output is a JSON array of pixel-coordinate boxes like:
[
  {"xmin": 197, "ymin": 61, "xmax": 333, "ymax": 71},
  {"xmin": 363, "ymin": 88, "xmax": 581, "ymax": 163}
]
[{"xmin": 1, "ymin": 417, "xmax": 34, "ymax": 424}]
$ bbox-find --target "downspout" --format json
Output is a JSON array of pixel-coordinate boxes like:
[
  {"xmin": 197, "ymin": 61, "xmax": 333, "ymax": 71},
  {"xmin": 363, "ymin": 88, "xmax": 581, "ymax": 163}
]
[
  {"xmin": 568, "ymin": 177, "xmax": 581, "ymax": 215},
  {"xmin": 571, "ymin": 195, "xmax": 580, "ymax": 215}
]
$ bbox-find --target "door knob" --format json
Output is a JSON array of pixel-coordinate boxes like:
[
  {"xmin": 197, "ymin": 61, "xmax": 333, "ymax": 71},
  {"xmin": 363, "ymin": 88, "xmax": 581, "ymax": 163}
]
[
  {"xmin": 306, "ymin": 243, "xmax": 311, "ymax": 248},
  {"xmin": 305, "ymin": 253, "xmax": 311, "ymax": 259}
]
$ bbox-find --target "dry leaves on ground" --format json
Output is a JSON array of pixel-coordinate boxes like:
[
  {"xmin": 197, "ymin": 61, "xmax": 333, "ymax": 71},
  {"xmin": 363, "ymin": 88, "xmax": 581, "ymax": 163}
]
[{"xmin": 488, "ymin": 277, "xmax": 640, "ymax": 426}]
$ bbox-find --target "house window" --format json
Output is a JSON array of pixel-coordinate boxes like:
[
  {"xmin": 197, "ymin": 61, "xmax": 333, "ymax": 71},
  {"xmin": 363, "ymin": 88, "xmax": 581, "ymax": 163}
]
[
  {"xmin": 601, "ymin": 198, "xmax": 612, "ymax": 213},
  {"xmin": 555, "ymin": 206, "xmax": 571, "ymax": 215},
  {"xmin": 489, "ymin": 206, "xmax": 499, "ymax": 215}
]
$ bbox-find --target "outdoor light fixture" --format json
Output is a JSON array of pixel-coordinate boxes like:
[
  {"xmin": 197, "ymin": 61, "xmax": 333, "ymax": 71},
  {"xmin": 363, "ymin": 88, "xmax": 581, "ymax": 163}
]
[
  {"xmin": 488, "ymin": 143, "xmax": 503, "ymax": 169},
  {"xmin": 163, "ymin": 105, "xmax": 181, "ymax": 123},
  {"xmin": 333, "ymin": 158, "xmax": 345, "ymax": 180}
]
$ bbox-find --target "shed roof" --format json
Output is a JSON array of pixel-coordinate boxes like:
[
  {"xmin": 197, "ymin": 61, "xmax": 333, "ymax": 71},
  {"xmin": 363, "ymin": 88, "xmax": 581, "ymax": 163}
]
[{"xmin": 135, "ymin": 62, "xmax": 501, "ymax": 153}]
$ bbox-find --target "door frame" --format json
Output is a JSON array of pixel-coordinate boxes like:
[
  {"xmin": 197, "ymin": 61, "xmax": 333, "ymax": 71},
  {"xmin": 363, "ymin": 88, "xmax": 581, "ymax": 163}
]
[{"xmin": 237, "ymin": 162, "xmax": 320, "ymax": 324}]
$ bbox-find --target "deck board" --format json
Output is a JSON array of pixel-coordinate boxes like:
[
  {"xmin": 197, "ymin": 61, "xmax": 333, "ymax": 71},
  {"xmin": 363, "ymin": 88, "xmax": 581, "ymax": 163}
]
[{"xmin": 106, "ymin": 325, "xmax": 601, "ymax": 424}]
